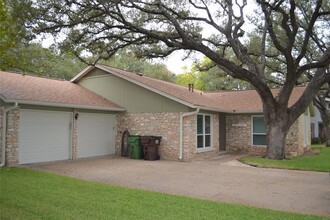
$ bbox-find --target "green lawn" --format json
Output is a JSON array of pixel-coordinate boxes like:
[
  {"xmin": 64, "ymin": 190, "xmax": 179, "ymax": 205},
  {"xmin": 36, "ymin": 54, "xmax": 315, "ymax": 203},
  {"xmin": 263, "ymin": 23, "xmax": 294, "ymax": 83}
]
[
  {"xmin": 240, "ymin": 145, "xmax": 330, "ymax": 172},
  {"xmin": 0, "ymin": 168, "xmax": 327, "ymax": 219}
]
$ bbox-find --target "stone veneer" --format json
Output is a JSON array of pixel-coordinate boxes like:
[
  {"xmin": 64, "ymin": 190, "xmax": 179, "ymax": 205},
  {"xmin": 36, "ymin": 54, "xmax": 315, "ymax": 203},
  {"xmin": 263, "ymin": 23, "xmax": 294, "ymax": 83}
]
[
  {"xmin": 116, "ymin": 112, "xmax": 219, "ymax": 160},
  {"xmin": 0, "ymin": 106, "xmax": 20, "ymax": 166},
  {"xmin": 71, "ymin": 110, "xmax": 78, "ymax": 160},
  {"xmin": 226, "ymin": 113, "xmax": 311, "ymax": 157}
]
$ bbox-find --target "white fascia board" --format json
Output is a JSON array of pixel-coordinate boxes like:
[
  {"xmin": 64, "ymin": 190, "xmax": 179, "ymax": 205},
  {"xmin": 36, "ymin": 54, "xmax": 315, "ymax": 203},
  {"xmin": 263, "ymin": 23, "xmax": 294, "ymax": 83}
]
[
  {"xmin": 96, "ymin": 65, "xmax": 197, "ymax": 109},
  {"xmin": 197, "ymin": 106, "xmax": 233, "ymax": 113},
  {"xmin": 197, "ymin": 105, "xmax": 263, "ymax": 114},
  {"xmin": 2, "ymin": 99, "xmax": 125, "ymax": 112},
  {"xmin": 0, "ymin": 94, "xmax": 7, "ymax": 101},
  {"xmin": 70, "ymin": 66, "xmax": 95, "ymax": 82},
  {"xmin": 234, "ymin": 110, "xmax": 264, "ymax": 114}
]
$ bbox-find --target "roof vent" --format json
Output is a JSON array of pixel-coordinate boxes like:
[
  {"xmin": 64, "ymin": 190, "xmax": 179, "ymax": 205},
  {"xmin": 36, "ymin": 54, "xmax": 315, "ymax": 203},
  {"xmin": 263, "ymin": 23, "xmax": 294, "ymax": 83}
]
[
  {"xmin": 133, "ymin": 71, "xmax": 143, "ymax": 76},
  {"xmin": 188, "ymin": 83, "xmax": 194, "ymax": 92}
]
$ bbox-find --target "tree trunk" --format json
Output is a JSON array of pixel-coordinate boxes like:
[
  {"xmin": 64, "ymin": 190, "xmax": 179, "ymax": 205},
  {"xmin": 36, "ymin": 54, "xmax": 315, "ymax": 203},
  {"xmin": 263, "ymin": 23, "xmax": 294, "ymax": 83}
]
[
  {"xmin": 325, "ymin": 123, "xmax": 330, "ymax": 147},
  {"xmin": 265, "ymin": 121, "xmax": 289, "ymax": 160},
  {"xmin": 262, "ymin": 103, "xmax": 291, "ymax": 160},
  {"xmin": 320, "ymin": 111, "xmax": 330, "ymax": 147}
]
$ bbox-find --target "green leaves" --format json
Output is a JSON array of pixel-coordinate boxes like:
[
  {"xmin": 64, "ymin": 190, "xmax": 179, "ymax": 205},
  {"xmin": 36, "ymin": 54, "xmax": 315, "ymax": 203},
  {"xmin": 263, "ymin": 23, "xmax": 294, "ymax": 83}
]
[{"xmin": 100, "ymin": 50, "xmax": 176, "ymax": 82}]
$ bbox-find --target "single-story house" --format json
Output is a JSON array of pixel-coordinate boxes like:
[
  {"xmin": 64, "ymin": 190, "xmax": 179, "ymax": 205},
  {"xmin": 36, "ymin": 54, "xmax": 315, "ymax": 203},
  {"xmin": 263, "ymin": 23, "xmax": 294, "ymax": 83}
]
[{"xmin": 0, "ymin": 65, "xmax": 311, "ymax": 166}]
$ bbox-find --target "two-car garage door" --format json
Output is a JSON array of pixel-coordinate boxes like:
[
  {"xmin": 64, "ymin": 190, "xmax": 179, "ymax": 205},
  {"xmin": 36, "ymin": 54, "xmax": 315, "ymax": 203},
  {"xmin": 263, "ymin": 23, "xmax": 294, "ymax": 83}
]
[{"xmin": 19, "ymin": 110, "xmax": 116, "ymax": 164}]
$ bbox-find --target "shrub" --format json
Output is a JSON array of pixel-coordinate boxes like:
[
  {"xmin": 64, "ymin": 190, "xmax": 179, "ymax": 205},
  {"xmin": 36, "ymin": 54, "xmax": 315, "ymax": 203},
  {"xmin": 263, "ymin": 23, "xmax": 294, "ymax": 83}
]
[{"xmin": 311, "ymin": 137, "xmax": 321, "ymax": 144}]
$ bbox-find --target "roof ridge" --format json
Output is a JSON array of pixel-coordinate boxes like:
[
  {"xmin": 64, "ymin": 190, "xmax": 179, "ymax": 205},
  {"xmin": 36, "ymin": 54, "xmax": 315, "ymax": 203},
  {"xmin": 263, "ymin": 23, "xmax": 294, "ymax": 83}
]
[
  {"xmin": 97, "ymin": 64, "xmax": 204, "ymax": 93},
  {"xmin": 0, "ymin": 71, "xmax": 68, "ymax": 82},
  {"xmin": 205, "ymin": 85, "xmax": 307, "ymax": 94}
]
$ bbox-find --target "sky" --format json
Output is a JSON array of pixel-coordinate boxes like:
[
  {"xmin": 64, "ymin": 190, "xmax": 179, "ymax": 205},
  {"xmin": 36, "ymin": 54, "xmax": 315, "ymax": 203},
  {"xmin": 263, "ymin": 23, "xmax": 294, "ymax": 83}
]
[
  {"xmin": 163, "ymin": 52, "xmax": 191, "ymax": 74},
  {"xmin": 160, "ymin": 51, "xmax": 200, "ymax": 75}
]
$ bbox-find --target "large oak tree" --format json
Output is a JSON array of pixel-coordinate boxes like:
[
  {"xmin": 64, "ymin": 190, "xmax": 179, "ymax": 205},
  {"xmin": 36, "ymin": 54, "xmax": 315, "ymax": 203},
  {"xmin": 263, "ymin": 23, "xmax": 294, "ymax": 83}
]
[{"xmin": 31, "ymin": 0, "xmax": 330, "ymax": 159}]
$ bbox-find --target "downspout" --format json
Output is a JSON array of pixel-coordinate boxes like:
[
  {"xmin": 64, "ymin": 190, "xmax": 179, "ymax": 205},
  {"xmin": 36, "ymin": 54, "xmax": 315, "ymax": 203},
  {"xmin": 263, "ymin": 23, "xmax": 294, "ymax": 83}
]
[
  {"xmin": 1, "ymin": 102, "xmax": 18, "ymax": 167},
  {"xmin": 179, "ymin": 108, "xmax": 200, "ymax": 161}
]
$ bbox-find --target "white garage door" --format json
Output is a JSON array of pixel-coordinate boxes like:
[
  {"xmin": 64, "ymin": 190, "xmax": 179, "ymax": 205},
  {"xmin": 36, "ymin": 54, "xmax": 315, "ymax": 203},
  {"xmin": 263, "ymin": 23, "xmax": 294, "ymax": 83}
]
[
  {"xmin": 77, "ymin": 113, "xmax": 116, "ymax": 158},
  {"xmin": 19, "ymin": 110, "xmax": 71, "ymax": 164}
]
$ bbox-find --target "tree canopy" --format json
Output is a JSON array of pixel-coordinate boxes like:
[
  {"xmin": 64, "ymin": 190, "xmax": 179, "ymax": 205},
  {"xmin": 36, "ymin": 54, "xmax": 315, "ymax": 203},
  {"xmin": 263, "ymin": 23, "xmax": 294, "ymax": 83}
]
[
  {"xmin": 28, "ymin": 0, "xmax": 330, "ymax": 159},
  {"xmin": 101, "ymin": 51, "xmax": 176, "ymax": 82}
]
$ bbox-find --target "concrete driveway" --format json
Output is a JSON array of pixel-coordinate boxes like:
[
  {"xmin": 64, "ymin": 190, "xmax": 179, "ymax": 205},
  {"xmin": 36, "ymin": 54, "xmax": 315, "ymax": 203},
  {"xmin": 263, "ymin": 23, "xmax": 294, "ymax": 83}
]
[{"xmin": 25, "ymin": 155, "xmax": 330, "ymax": 217}]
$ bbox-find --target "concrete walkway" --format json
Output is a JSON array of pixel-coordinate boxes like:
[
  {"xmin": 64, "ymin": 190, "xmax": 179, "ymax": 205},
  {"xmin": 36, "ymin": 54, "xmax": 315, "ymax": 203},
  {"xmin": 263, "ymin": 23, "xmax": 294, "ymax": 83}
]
[{"xmin": 25, "ymin": 155, "xmax": 330, "ymax": 217}]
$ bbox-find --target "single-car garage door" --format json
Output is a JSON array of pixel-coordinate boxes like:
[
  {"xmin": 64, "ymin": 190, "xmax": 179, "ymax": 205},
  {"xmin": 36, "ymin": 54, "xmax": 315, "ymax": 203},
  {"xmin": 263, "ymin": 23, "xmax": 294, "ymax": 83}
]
[
  {"xmin": 77, "ymin": 113, "xmax": 116, "ymax": 158},
  {"xmin": 19, "ymin": 109, "xmax": 71, "ymax": 164}
]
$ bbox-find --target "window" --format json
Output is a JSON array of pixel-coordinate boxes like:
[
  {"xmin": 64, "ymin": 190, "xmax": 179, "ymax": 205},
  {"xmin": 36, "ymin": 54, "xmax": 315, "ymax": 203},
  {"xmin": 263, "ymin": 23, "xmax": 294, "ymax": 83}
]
[
  {"xmin": 311, "ymin": 123, "xmax": 315, "ymax": 138},
  {"xmin": 197, "ymin": 114, "xmax": 212, "ymax": 149},
  {"xmin": 252, "ymin": 116, "xmax": 266, "ymax": 146}
]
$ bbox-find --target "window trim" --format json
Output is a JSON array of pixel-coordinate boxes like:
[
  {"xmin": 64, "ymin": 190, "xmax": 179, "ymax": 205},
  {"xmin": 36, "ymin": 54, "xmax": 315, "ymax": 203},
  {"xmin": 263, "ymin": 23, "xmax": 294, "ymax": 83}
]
[
  {"xmin": 197, "ymin": 114, "xmax": 213, "ymax": 151},
  {"xmin": 251, "ymin": 115, "xmax": 267, "ymax": 146}
]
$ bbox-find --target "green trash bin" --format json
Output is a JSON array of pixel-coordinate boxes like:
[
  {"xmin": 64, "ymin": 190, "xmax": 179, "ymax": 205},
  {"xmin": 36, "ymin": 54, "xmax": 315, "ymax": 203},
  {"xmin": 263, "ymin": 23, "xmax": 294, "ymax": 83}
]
[{"xmin": 128, "ymin": 135, "xmax": 143, "ymax": 159}]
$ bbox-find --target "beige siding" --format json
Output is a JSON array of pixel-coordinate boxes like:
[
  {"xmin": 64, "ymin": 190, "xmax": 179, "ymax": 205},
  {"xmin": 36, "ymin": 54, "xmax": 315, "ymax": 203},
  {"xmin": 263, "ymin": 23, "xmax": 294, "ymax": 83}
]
[
  {"xmin": 78, "ymin": 69, "xmax": 189, "ymax": 113},
  {"xmin": 84, "ymin": 70, "xmax": 108, "ymax": 78}
]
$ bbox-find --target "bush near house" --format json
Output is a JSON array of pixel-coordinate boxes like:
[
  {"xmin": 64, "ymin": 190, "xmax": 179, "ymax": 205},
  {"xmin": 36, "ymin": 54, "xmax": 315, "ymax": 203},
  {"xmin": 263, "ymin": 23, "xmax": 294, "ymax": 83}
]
[{"xmin": 311, "ymin": 137, "xmax": 325, "ymax": 145}]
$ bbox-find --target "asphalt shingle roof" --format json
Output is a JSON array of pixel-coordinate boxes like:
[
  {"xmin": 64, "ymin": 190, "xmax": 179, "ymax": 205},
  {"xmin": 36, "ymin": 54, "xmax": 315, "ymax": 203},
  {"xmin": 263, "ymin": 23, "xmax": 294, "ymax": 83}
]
[
  {"xmin": 95, "ymin": 65, "xmax": 306, "ymax": 113},
  {"xmin": 0, "ymin": 71, "xmax": 124, "ymax": 111}
]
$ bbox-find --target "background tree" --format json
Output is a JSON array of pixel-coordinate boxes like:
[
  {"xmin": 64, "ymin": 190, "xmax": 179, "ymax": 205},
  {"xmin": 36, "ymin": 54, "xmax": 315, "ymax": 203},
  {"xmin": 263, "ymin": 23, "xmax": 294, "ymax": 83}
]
[
  {"xmin": 0, "ymin": 0, "xmax": 32, "ymax": 70},
  {"xmin": 176, "ymin": 65, "xmax": 205, "ymax": 90},
  {"xmin": 31, "ymin": 0, "xmax": 330, "ymax": 159},
  {"xmin": 0, "ymin": 0, "xmax": 87, "ymax": 79},
  {"xmin": 176, "ymin": 57, "xmax": 250, "ymax": 91},
  {"xmin": 192, "ymin": 57, "xmax": 251, "ymax": 91}
]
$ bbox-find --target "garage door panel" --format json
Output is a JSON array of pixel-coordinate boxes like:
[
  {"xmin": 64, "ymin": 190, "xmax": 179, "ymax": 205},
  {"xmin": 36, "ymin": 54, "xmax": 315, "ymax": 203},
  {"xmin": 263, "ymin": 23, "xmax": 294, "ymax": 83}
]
[
  {"xmin": 78, "ymin": 113, "xmax": 116, "ymax": 158},
  {"xmin": 19, "ymin": 110, "xmax": 71, "ymax": 164}
]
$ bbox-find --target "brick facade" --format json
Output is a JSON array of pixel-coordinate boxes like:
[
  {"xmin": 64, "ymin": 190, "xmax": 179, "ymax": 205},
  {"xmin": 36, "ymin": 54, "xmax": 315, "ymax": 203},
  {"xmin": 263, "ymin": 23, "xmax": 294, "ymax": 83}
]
[
  {"xmin": 226, "ymin": 113, "xmax": 311, "ymax": 157},
  {"xmin": 116, "ymin": 112, "xmax": 219, "ymax": 161},
  {"xmin": 0, "ymin": 106, "xmax": 20, "ymax": 166}
]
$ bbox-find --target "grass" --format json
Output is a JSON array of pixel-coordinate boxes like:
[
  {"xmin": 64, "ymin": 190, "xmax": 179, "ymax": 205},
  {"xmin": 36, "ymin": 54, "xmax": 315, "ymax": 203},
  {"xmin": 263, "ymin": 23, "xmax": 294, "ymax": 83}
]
[
  {"xmin": 240, "ymin": 145, "xmax": 330, "ymax": 172},
  {"xmin": 0, "ymin": 168, "xmax": 328, "ymax": 220}
]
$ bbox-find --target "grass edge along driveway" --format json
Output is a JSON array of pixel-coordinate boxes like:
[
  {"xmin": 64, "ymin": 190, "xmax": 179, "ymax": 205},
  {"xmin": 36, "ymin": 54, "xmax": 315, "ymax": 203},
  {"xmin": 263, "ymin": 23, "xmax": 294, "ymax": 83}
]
[
  {"xmin": 0, "ymin": 168, "xmax": 328, "ymax": 220},
  {"xmin": 239, "ymin": 145, "xmax": 330, "ymax": 172}
]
